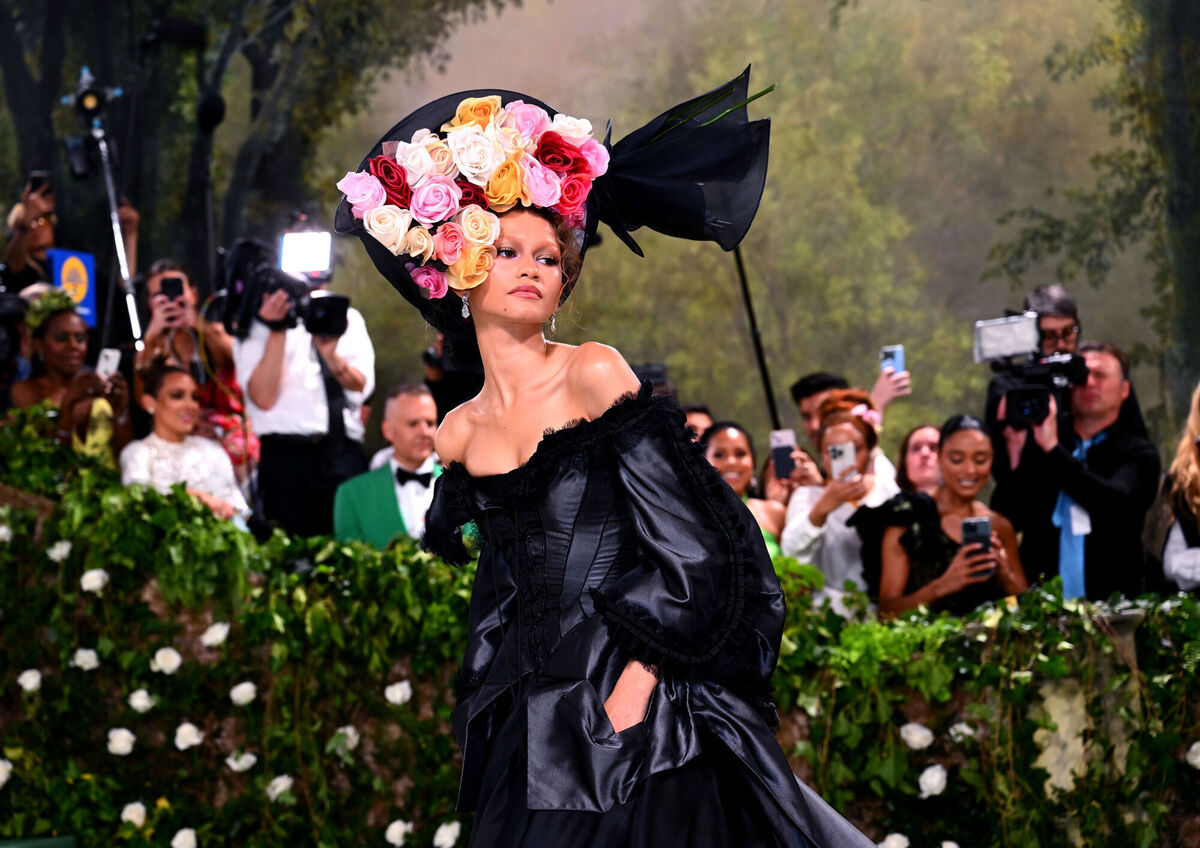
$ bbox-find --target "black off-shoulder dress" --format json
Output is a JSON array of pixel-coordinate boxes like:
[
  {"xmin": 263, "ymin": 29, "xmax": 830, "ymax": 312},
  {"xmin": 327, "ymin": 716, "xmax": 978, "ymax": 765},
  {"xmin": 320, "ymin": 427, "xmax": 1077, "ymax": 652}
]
[{"xmin": 423, "ymin": 384, "xmax": 873, "ymax": 847}]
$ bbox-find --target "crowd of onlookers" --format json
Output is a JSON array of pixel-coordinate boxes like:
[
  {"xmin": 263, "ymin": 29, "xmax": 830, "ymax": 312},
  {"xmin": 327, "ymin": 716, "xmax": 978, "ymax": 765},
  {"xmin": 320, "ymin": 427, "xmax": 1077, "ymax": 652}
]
[{"xmin": 1, "ymin": 177, "xmax": 1196, "ymax": 616}]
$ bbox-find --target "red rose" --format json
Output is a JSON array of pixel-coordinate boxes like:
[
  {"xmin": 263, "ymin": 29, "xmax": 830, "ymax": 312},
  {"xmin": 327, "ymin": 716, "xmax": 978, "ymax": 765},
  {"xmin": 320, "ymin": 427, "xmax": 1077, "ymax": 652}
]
[
  {"xmin": 553, "ymin": 174, "xmax": 592, "ymax": 217},
  {"xmin": 534, "ymin": 132, "xmax": 589, "ymax": 175},
  {"xmin": 369, "ymin": 155, "xmax": 411, "ymax": 208},
  {"xmin": 455, "ymin": 179, "xmax": 490, "ymax": 210}
]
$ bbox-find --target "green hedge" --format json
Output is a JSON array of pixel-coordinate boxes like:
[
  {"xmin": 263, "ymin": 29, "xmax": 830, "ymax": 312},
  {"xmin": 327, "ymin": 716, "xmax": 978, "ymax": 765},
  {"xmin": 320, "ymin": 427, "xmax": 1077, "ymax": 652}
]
[{"xmin": 1, "ymin": 406, "xmax": 1198, "ymax": 847}]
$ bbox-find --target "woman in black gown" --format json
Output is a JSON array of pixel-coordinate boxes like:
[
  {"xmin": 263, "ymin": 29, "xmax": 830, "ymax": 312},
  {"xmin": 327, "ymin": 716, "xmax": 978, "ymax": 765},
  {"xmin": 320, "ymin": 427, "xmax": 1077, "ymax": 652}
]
[{"xmin": 336, "ymin": 73, "xmax": 872, "ymax": 847}]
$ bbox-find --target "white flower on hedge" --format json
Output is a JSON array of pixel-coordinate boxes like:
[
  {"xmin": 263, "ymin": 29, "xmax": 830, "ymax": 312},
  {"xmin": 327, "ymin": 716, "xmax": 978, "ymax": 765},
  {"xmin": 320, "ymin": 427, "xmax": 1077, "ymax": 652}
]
[
  {"xmin": 80, "ymin": 568, "xmax": 109, "ymax": 595},
  {"xmin": 335, "ymin": 724, "xmax": 360, "ymax": 751},
  {"xmin": 120, "ymin": 801, "xmax": 147, "ymax": 828},
  {"xmin": 47, "ymin": 539, "xmax": 71, "ymax": 562},
  {"xmin": 0, "ymin": 524, "xmax": 12, "ymax": 543},
  {"xmin": 948, "ymin": 722, "xmax": 975, "ymax": 743},
  {"xmin": 170, "ymin": 828, "xmax": 197, "ymax": 848},
  {"xmin": 0, "ymin": 758, "xmax": 12, "ymax": 790},
  {"xmin": 229, "ymin": 681, "xmax": 257, "ymax": 706},
  {"xmin": 265, "ymin": 774, "xmax": 293, "ymax": 802},
  {"xmin": 200, "ymin": 622, "xmax": 230, "ymax": 648},
  {"xmin": 432, "ymin": 821, "xmax": 461, "ymax": 848},
  {"xmin": 878, "ymin": 835, "xmax": 910, "ymax": 848},
  {"xmin": 386, "ymin": 680, "xmax": 413, "ymax": 706},
  {"xmin": 942, "ymin": 842, "xmax": 961, "ymax": 848},
  {"xmin": 224, "ymin": 751, "xmax": 257, "ymax": 773},
  {"xmin": 1187, "ymin": 741, "xmax": 1200, "ymax": 770},
  {"xmin": 17, "ymin": 669, "xmax": 41, "ymax": 692},
  {"xmin": 174, "ymin": 722, "xmax": 204, "ymax": 751},
  {"xmin": 128, "ymin": 688, "xmax": 156, "ymax": 713},
  {"xmin": 150, "ymin": 647, "xmax": 182, "ymax": 674},
  {"xmin": 70, "ymin": 648, "xmax": 99, "ymax": 671},
  {"xmin": 385, "ymin": 820, "xmax": 414, "ymax": 846},
  {"xmin": 899, "ymin": 722, "xmax": 934, "ymax": 750},
  {"xmin": 918, "ymin": 763, "xmax": 948, "ymax": 798},
  {"xmin": 107, "ymin": 728, "xmax": 136, "ymax": 756}
]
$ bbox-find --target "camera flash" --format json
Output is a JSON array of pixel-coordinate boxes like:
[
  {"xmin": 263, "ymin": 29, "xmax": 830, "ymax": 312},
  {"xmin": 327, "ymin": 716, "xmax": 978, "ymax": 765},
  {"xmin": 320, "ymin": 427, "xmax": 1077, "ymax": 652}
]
[{"xmin": 279, "ymin": 231, "xmax": 332, "ymax": 276}]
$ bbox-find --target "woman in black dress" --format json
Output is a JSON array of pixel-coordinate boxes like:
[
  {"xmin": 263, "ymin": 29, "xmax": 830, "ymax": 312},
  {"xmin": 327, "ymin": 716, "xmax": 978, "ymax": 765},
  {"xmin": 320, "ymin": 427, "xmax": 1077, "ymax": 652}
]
[{"xmin": 337, "ymin": 74, "xmax": 872, "ymax": 847}]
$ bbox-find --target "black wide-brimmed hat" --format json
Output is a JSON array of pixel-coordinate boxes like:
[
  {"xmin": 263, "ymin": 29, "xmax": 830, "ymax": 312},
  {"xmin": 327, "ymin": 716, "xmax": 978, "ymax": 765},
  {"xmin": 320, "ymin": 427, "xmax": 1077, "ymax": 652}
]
[{"xmin": 334, "ymin": 67, "xmax": 771, "ymax": 355}]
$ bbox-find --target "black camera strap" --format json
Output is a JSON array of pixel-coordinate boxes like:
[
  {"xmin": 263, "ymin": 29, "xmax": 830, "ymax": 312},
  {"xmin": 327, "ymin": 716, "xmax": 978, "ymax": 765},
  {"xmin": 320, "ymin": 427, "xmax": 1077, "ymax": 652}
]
[{"xmin": 314, "ymin": 341, "xmax": 347, "ymax": 442}]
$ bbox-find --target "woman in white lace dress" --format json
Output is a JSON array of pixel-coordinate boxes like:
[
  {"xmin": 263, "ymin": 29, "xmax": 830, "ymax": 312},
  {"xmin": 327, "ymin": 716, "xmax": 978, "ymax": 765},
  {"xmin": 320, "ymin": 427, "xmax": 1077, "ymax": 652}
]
[{"xmin": 119, "ymin": 357, "xmax": 248, "ymax": 519}]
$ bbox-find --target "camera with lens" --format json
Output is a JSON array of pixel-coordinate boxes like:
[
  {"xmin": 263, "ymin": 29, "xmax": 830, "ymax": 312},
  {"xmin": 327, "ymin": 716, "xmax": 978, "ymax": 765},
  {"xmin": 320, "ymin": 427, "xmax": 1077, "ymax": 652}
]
[
  {"xmin": 974, "ymin": 312, "xmax": 1088, "ymax": 426},
  {"xmin": 219, "ymin": 239, "xmax": 349, "ymax": 340}
]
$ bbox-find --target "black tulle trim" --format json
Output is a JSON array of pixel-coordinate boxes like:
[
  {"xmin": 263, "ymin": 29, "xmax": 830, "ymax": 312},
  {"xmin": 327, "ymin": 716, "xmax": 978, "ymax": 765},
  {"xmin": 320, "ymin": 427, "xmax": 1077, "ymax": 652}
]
[{"xmin": 420, "ymin": 516, "xmax": 471, "ymax": 566}]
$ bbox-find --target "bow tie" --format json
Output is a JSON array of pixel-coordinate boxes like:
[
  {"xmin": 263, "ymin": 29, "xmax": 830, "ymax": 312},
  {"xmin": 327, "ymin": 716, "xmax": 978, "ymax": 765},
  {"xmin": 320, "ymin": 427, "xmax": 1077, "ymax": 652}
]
[{"xmin": 395, "ymin": 467, "xmax": 433, "ymax": 488}]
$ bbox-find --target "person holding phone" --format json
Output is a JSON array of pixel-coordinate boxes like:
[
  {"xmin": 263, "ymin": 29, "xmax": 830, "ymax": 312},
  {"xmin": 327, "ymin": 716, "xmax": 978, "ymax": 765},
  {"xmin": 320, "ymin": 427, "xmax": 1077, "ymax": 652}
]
[
  {"xmin": 780, "ymin": 389, "xmax": 899, "ymax": 612},
  {"xmin": 864, "ymin": 414, "xmax": 1028, "ymax": 617},
  {"xmin": 2, "ymin": 178, "xmax": 56, "ymax": 291}
]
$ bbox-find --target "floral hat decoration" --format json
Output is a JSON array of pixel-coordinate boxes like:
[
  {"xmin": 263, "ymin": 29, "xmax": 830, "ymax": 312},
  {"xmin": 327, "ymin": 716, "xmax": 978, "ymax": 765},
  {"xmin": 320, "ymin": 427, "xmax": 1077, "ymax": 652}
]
[
  {"xmin": 335, "ymin": 68, "xmax": 772, "ymax": 349},
  {"xmin": 25, "ymin": 288, "xmax": 78, "ymax": 335}
]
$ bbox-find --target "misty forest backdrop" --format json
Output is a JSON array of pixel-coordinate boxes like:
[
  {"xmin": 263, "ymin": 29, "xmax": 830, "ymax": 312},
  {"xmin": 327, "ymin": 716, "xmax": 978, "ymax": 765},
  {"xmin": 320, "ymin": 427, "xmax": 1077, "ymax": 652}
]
[{"xmin": 2, "ymin": 0, "xmax": 1196, "ymax": 459}]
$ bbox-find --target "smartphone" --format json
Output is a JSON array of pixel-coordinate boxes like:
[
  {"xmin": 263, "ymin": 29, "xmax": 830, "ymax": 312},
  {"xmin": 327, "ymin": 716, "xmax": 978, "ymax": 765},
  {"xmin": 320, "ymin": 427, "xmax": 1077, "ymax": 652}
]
[
  {"xmin": 769, "ymin": 429, "xmax": 797, "ymax": 479},
  {"xmin": 961, "ymin": 516, "xmax": 992, "ymax": 554},
  {"xmin": 96, "ymin": 347, "xmax": 122, "ymax": 379},
  {"xmin": 828, "ymin": 441, "xmax": 857, "ymax": 481},
  {"xmin": 28, "ymin": 170, "xmax": 49, "ymax": 192},
  {"xmin": 880, "ymin": 344, "xmax": 905, "ymax": 374},
  {"xmin": 159, "ymin": 276, "xmax": 185, "ymax": 301}
]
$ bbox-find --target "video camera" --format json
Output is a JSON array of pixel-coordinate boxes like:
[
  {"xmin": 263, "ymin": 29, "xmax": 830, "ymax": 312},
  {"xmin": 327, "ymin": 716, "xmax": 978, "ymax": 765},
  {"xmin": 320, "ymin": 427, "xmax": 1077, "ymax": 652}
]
[
  {"xmin": 974, "ymin": 312, "xmax": 1088, "ymax": 426},
  {"xmin": 219, "ymin": 237, "xmax": 349, "ymax": 340}
]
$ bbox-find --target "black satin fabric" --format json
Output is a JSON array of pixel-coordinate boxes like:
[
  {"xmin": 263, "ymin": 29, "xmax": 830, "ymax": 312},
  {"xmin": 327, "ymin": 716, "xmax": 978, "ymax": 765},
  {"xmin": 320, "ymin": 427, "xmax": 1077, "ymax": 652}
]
[{"xmin": 423, "ymin": 384, "xmax": 873, "ymax": 847}]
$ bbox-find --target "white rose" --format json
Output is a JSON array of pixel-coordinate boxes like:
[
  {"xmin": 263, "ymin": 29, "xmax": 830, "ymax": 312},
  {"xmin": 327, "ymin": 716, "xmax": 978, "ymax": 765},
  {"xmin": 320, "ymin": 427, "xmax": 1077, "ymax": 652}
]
[
  {"xmin": 335, "ymin": 724, "xmax": 360, "ymax": 751},
  {"xmin": 385, "ymin": 680, "xmax": 413, "ymax": 706},
  {"xmin": 385, "ymin": 819, "xmax": 414, "ymax": 846},
  {"xmin": 0, "ymin": 524, "xmax": 12, "ymax": 543},
  {"xmin": 394, "ymin": 141, "xmax": 435, "ymax": 187},
  {"xmin": 107, "ymin": 728, "xmax": 136, "ymax": 756},
  {"xmin": 174, "ymin": 721, "xmax": 204, "ymax": 751},
  {"xmin": 918, "ymin": 763, "xmax": 948, "ymax": 798},
  {"xmin": 229, "ymin": 681, "xmax": 257, "ymax": 706},
  {"xmin": 150, "ymin": 647, "xmax": 182, "ymax": 675},
  {"xmin": 224, "ymin": 751, "xmax": 258, "ymax": 773},
  {"xmin": 0, "ymin": 758, "xmax": 12, "ymax": 790},
  {"xmin": 128, "ymin": 688, "xmax": 156, "ymax": 713},
  {"xmin": 948, "ymin": 722, "xmax": 975, "ymax": 743},
  {"xmin": 446, "ymin": 125, "xmax": 505, "ymax": 187},
  {"xmin": 433, "ymin": 821, "xmax": 462, "ymax": 848},
  {"xmin": 70, "ymin": 648, "xmax": 99, "ymax": 671},
  {"xmin": 942, "ymin": 842, "xmax": 961, "ymax": 848},
  {"xmin": 120, "ymin": 801, "xmax": 147, "ymax": 828},
  {"xmin": 549, "ymin": 113, "xmax": 594, "ymax": 146},
  {"xmin": 265, "ymin": 774, "xmax": 294, "ymax": 802},
  {"xmin": 365, "ymin": 205, "xmax": 414, "ymax": 255},
  {"xmin": 171, "ymin": 827, "xmax": 197, "ymax": 848},
  {"xmin": 46, "ymin": 539, "xmax": 72, "ymax": 562},
  {"xmin": 899, "ymin": 722, "xmax": 934, "ymax": 750},
  {"xmin": 1187, "ymin": 740, "xmax": 1200, "ymax": 770},
  {"xmin": 200, "ymin": 622, "xmax": 230, "ymax": 648},
  {"xmin": 17, "ymin": 669, "xmax": 41, "ymax": 693},
  {"xmin": 80, "ymin": 568, "xmax": 109, "ymax": 595},
  {"xmin": 878, "ymin": 835, "xmax": 910, "ymax": 848}
]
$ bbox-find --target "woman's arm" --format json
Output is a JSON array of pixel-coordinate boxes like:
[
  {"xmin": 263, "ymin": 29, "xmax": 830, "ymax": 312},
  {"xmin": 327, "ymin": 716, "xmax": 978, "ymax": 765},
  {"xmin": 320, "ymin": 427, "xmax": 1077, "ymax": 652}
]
[
  {"xmin": 878, "ymin": 525, "xmax": 997, "ymax": 617},
  {"xmin": 991, "ymin": 512, "xmax": 1029, "ymax": 596}
]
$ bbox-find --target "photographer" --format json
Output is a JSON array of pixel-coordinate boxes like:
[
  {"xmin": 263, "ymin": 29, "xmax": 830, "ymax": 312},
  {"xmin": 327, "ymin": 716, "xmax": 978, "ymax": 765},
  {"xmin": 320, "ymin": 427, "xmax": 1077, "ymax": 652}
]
[
  {"xmin": 233, "ymin": 284, "xmax": 374, "ymax": 537},
  {"xmin": 992, "ymin": 342, "xmax": 1160, "ymax": 600}
]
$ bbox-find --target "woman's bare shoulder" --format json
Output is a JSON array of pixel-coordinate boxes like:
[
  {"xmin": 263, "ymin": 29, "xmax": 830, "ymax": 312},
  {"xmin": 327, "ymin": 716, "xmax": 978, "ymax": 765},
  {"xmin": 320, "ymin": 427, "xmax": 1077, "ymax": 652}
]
[
  {"xmin": 984, "ymin": 507, "xmax": 1016, "ymax": 537},
  {"xmin": 434, "ymin": 403, "xmax": 476, "ymax": 466},
  {"xmin": 9, "ymin": 379, "xmax": 41, "ymax": 410},
  {"xmin": 564, "ymin": 342, "xmax": 640, "ymax": 419}
]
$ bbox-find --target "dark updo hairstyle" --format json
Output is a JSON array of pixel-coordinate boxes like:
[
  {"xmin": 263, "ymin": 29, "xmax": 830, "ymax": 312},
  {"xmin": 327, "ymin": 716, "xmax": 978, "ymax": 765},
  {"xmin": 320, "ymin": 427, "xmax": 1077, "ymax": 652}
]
[
  {"xmin": 896, "ymin": 423, "xmax": 938, "ymax": 492},
  {"xmin": 816, "ymin": 388, "xmax": 879, "ymax": 452},
  {"xmin": 937, "ymin": 414, "xmax": 989, "ymax": 450},
  {"xmin": 138, "ymin": 353, "xmax": 193, "ymax": 400}
]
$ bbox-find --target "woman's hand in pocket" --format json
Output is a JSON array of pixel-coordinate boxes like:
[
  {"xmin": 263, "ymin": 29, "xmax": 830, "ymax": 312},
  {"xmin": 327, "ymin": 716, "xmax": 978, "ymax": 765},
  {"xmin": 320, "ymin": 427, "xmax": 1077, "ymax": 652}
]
[{"xmin": 602, "ymin": 659, "xmax": 658, "ymax": 732}]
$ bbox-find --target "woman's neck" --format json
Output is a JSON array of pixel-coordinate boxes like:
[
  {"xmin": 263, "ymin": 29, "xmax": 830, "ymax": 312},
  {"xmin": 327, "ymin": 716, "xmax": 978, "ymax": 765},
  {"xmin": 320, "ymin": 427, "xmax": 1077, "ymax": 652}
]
[
  {"xmin": 934, "ymin": 484, "xmax": 976, "ymax": 516},
  {"xmin": 473, "ymin": 318, "xmax": 555, "ymax": 409},
  {"xmin": 152, "ymin": 423, "xmax": 188, "ymax": 444}
]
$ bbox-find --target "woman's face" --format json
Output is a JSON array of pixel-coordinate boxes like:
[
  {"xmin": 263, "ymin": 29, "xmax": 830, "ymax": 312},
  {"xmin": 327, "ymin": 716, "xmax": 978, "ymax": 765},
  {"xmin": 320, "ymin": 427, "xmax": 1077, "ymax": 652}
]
[
  {"xmin": 939, "ymin": 428, "xmax": 993, "ymax": 500},
  {"xmin": 904, "ymin": 426, "xmax": 940, "ymax": 490},
  {"xmin": 36, "ymin": 312, "xmax": 87, "ymax": 378},
  {"xmin": 821, "ymin": 421, "xmax": 869, "ymax": 478},
  {"xmin": 468, "ymin": 210, "xmax": 564, "ymax": 326},
  {"xmin": 148, "ymin": 371, "xmax": 200, "ymax": 441},
  {"xmin": 705, "ymin": 427, "xmax": 755, "ymax": 497}
]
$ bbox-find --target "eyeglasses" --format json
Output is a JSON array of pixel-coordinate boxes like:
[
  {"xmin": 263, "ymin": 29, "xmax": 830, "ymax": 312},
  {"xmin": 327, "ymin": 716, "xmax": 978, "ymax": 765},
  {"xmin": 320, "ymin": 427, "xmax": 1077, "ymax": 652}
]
[
  {"xmin": 1040, "ymin": 325, "xmax": 1080, "ymax": 344},
  {"xmin": 28, "ymin": 213, "xmax": 57, "ymax": 230}
]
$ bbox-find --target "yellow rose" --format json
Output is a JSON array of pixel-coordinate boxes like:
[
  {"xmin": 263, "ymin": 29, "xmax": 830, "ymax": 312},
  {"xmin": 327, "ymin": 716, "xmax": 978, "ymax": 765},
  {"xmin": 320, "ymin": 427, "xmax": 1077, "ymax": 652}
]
[
  {"xmin": 484, "ymin": 156, "xmax": 528, "ymax": 213},
  {"xmin": 441, "ymin": 95, "xmax": 502, "ymax": 133},
  {"xmin": 447, "ymin": 243, "xmax": 497, "ymax": 291},
  {"xmin": 455, "ymin": 205, "xmax": 501, "ymax": 245},
  {"xmin": 402, "ymin": 225, "xmax": 437, "ymax": 264}
]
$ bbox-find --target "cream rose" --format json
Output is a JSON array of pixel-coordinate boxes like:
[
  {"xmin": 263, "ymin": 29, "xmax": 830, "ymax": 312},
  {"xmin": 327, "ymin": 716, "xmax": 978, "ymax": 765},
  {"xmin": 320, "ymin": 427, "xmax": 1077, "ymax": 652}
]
[
  {"xmin": 454, "ymin": 205, "xmax": 501, "ymax": 246},
  {"xmin": 225, "ymin": 751, "xmax": 258, "ymax": 772},
  {"xmin": 433, "ymin": 821, "xmax": 461, "ymax": 848},
  {"xmin": 107, "ymin": 728, "xmax": 136, "ymax": 756},
  {"xmin": 70, "ymin": 648, "xmax": 99, "ymax": 671},
  {"xmin": 414, "ymin": 129, "xmax": 458, "ymax": 179},
  {"xmin": 446, "ymin": 125, "xmax": 505, "ymax": 188},
  {"xmin": 128, "ymin": 688, "xmax": 155, "ymax": 713},
  {"xmin": 395, "ymin": 139, "xmax": 435, "ymax": 186},
  {"xmin": 365, "ymin": 205, "xmax": 413, "ymax": 255},
  {"xmin": 899, "ymin": 722, "xmax": 934, "ymax": 750},
  {"xmin": 80, "ymin": 568, "xmax": 109, "ymax": 594},
  {"xmin": 402, "ymin": 226, "xmax": 437, "ymax": 264},
  {"xmin": 199, "ymin": 622, "xmax": 230, "ymax": 648},
  {"xmin": 17, "ymin": 669, "xmax": 41, "ymax": 692},
  {"xmin": 174, "ymin": 721, "xmax": 204, "ymax": 751},
  {"xmin": 150, "ymin": 647, "xmax": 182, "ymax": 675},
  {"xmin": 121, "ymin": 801, "xmax": 147, "ymax": 828},
  {"xmin": 446, "ymin": 244, "xmax": 496, "ymax": 292},
  {"xmin": 385, "ymin": 680, "xmax": 413, "ymax": 706},
  {"xmin": 230, "ymin": 681, "xmax": 257, "ymax": 706},
  {"xmin": 170, "ymin": 828, "xmax": 196, "ymax": 848},
  {"xmin": 386, "ymin": 820, "xmax": 414, "ymax": 846},
  {"xmin": 549, "ymin": 113, "xmax": 594, "ymax": 146}
]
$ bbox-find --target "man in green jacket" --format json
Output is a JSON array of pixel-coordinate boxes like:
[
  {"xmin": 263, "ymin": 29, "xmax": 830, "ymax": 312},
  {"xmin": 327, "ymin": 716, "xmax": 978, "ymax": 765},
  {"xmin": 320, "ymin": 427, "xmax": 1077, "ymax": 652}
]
[{"xmin": 334, "ymin": 383, "xmax": 440, "ymax": 548}]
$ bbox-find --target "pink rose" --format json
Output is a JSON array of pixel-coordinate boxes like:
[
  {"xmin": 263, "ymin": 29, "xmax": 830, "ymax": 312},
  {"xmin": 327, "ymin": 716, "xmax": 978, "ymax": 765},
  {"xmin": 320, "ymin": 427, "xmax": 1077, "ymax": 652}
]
[
  {"xmin": 501, "ymin": 101, "xmax": 551, "ymax": 145},
  {"xmin": 406, "ymin": 263, "xmax": 448, "ymax": 300},
  {"xmin": 554, "ymin": 173, "xmax": 592, "ymax": 217},
  {"xmin": 520, "ymin": 156, "xmax": 562, "ymax": 208},
  {"xmin": 578, "ymin": 139, "xmax": 610, "ymax": 179},
  {"xmin": 408, "ymin": 176, "xmax": 463, "ymax": 227},
  {"xmin": 432, "ymin": 222, "xmax": 467, "ymax": 265},
  {"xmin": 336, "ymin": 171, "xmax": 387, "ymax": 220}
]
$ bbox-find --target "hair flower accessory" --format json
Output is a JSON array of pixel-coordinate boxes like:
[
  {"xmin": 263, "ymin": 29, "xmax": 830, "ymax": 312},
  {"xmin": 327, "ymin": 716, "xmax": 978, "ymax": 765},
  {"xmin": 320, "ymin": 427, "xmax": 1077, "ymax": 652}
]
[{"xmin": 851, "ymin": 403, "xmax": 883, "ymax": 430}]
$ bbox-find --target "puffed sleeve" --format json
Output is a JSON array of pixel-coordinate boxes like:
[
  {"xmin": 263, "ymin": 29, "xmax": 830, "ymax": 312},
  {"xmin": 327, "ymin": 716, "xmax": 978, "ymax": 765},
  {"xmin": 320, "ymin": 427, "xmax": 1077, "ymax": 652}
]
[
  {"xmin": 119, "ymin": 439, "xmax": 152, "ymax": 488},
  {"xmin": 589, "ymin": 401, "xmax": 785, "ymax": 695}
]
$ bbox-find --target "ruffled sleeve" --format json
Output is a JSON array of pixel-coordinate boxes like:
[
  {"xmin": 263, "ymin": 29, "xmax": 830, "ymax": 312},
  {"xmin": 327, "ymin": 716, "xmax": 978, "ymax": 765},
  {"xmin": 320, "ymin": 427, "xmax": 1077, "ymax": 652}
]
[
  {"xmin": 589, "ymin": 400, "xmax": 785, "ymax": 695},
  {"xmin": 422, "ymin": 466, "xmax": 473, "ymax": 565}
]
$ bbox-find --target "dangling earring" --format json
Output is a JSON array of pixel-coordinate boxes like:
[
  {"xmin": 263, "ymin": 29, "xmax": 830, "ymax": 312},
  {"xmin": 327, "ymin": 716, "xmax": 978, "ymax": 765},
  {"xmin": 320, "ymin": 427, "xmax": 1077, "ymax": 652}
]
[
  {"xmin": 549, "ymin": 313, "xmax": 557, "ymax": 335},
  {"xmin": 461, "ymin": 294, "xmax": 470, "ymax": 319}
]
